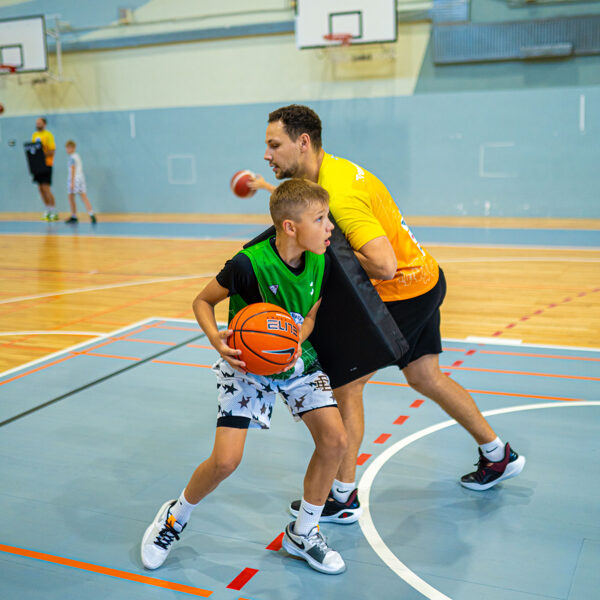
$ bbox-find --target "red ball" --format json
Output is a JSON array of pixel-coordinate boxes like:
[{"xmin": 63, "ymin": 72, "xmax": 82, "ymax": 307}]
[
  {"xmin": 229, "ymin": 303, "xmax": 299, "ymax": 376},
  {"xmin": 230, "ymin": 170, "xmax": 256, "ymax": 198}
]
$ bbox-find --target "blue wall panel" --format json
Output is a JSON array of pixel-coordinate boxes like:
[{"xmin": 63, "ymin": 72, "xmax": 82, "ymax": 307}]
[{"xmin": 1, "ymin": 86, "xmax": 598, "ymax": 217}]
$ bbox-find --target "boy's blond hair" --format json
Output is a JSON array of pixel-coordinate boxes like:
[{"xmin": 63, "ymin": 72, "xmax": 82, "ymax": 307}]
[
  {"xmin": 270, "ymin": 179, "xmax": 329, "ymax": 230},
  {"xmin": 65, "ymin": 140, "xmax": 76, "ymax": 148}
]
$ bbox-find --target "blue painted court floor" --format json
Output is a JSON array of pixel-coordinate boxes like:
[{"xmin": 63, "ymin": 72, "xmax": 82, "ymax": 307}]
[
  {"xmin": 1, "ymin": 220, "xmax": 599, "ymax": 247},
  {"xmin": 1, "ymin": 318, "xmax": 599, "ymax": 599}
]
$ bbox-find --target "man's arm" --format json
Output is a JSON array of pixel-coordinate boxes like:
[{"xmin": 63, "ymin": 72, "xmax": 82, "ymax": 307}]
[
  {"xmin": 192, "ymin": 278, "xmax": 246, "ymax": 371},
  {"xmin": 354, "ymin": 235, "xmax": 397, "ymax": 281}
]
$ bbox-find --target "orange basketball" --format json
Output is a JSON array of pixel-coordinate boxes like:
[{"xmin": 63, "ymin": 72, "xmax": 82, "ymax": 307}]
[
  {"xmin": 230, "ymin": 170, "xmax": 256, "ymax": 198},
  {"xmin": 229, "ymin": 303, "xmax": 299, "ymax": 376}
]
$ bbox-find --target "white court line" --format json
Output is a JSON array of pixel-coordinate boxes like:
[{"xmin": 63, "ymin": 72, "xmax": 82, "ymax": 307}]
[
  {"xmin": 3, "ymin": 232, "xmax": 258, "ymax": 243},
  {"xmin": 0, "ymin": 331, "xmax": 102, "ymax": 337},
  {"xmin": 0, "ymin": 273, "xmax": 214, "ymax": 305},
  {"xmin": 358, "ymin": 401, "xmax": 600, "ymax": 600},
  {"xmin": 0, "ymin": 317, "xmax": 159, "ymax": 379},
  {"xmin": 425, "ymin": 243, "xmax": 600, "ymax": 251},
  {"xmin": 444, "ymin": 336, "xmax": 600, "ymax": 353},
  {"xmin": 463, "ymin": 336, "xmax": 523, "ymax": 345},
  {"xmin": 441, "ymin": 257, "xmax": 600, "ymax": 263}
]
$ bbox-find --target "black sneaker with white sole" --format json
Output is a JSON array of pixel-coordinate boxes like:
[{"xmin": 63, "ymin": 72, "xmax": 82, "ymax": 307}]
[
  {"xmin": 460, "ymin": 442, "xmax": 526, "ymax": 491},
  {"xmin": 289, "ymin": 489, "xmax": 362, "ymax": 524},
  {"xmin": 282, "ymin": 522, "xmax": 346, "ymax": 575}
]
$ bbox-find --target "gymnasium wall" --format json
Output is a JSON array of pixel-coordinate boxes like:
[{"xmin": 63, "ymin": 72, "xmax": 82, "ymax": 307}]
[{"xmin": 0, "ymin": 0, "xmax": 598, "ymax": 217}]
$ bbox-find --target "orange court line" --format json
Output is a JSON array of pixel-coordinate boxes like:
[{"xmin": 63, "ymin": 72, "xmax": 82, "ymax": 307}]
[
  {"xmin": 479, "ymin": 349, "xmax": 600, "ymax": 362},
  {"xmin": 443, "ymin": 346, "xmax": 600, "ymax": 362},
  {"xmin": 113, "ymin": 337, "xmax": 177, "ymax": 346},
  {"xmin": 441, "ymin": 364, "xmax": 600, "ymax": 381},
  {"xmin": 187, "ymin": 344, "xmax": 215, "ymax": 350},
  {"xmin": 157, "ymin": 325, "xmax": 201, "ymax": 332},
  {"xmin": 0, "ymin": 544, "xmax": 212, "ymax": 597},
  {"xmin": 0, "ymin": 355, "xmax": 73, "ymax": 387},
  {"xmin": 0, "ymin": 323, "xmax": 161, "ymax": 386},
  {"xmin": 367, "ymin": 379, "xmax": 582, "ymax": 402},
  {"xmin": 85, "ymin": 352, "xmax": 141, "ymax": 361},
  {"xmin": 152, "ymin": 359, "xmax": 213, "ymax": 368},
  {"xmin": 43, "ymin": 275, "xmax": 196, "ymax": 331}
]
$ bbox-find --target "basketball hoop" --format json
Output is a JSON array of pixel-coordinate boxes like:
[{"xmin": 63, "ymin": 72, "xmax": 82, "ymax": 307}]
[
  {"xmin": 0, "ymin": 64, "xmax": 18, "ymax": 74},
  {"xmin": 323, "ymin": 33, "xmax": 353, "ymax": 47}
]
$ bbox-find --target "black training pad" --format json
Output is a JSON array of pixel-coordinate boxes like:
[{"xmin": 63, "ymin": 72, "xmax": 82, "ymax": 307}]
[
  {"xmin": 23, "ymin": 141, "xmax": 49, "ymax": 176},
  {"xmin": 243, "ymin": 219, "xmax": 408, "ymax": 388}
]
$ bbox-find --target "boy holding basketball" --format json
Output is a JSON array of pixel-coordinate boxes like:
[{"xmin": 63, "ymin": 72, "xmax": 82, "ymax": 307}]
[{"xmin": 141, "ymin": 179, "xmax": 348, "ymax": 575}]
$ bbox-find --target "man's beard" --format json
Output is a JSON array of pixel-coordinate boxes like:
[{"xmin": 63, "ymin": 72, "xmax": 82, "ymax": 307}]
[
  {"xmin": 276, "ymin": 163, "xmax": 299, "ymax": 179},
  {"xmin": 36, "ymin": 126, "xmax": 43, "ymax": 131}
]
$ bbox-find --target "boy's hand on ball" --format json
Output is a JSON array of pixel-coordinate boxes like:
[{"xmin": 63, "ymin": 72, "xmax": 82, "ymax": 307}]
[
  {"xmin": 273, "ymin": 342, "xmax": 302, "ymax": 374},
  {"xmin": 216, "ymin": 329, "xmax": 247, "ymax": 372}
]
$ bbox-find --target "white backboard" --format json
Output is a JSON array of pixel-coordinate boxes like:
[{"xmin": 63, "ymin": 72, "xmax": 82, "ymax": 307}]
[
  {"xmin": 0, "ymin": 15, "xmax": 47, "ymax": 72},
  {"xmin": 295, "ymin": 0, "xmax": 397, "ymax": 49}
]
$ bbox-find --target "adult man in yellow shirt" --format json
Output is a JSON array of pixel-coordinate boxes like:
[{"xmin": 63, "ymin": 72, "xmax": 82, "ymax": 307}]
[
  {"xmin": 31, "ymin": 117, "xmax": 58, "ymax": 221},
  {"xmin": 252, "ymin": 105, "xmax": 525, "ymax": 523}
]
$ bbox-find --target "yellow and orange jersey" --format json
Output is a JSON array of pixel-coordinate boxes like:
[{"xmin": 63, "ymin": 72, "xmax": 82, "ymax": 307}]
[
  {"xmin": 31, "ymin": 129, "xmax": 55, "ymax": 166},
  {"xmin": 318, "ymin": 152, "xmax": 439, "ymax": 302}
]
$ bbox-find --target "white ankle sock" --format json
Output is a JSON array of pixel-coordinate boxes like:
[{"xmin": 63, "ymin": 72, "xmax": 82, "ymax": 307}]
[
  {"xmin": 170, "ymin": 489, "xmax": 199, "ymax": 526},
  {"xmin": 331, "ymin": 479, "xmax": 355, "ymax": 503},
  {"xmin": 480, "ymin": 437, "xmax": 504, "ymax": 462},
  {"xmin": 293, "ymin": 498, "xmax": 324, "ymax": 536}
]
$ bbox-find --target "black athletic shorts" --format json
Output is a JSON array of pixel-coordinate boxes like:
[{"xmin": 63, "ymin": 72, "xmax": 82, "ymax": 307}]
[
  {"xmin": 385, "ymin": 268, "xmax": 447, "ymax": 370},
  {"xmin": 33, "ymin": 167, "xmax": 52, "ymax": 185}
]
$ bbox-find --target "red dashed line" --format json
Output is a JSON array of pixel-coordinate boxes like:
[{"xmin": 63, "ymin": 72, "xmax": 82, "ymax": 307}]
[
  {"xmin": 374, "ymin": 433, "xmax": 391, "ymax": 444},
  {"xmin": 265, "ymin": 533, "xmax": 283, "ymax": 551},
  {"xmin": 452, "ymin": 360, "xmax": 463, "ymax": 367},
  {"xmin": 394, "ymin": 415, "xmax": 409, "ymax": 425},
  {"xmin": 226, "ymin": 568, "xmax": 259, "ymax": 591},
  {"xmin": 410, "ymin": 399, "xmax": 424, "ymax": 408},
  {"xmin": 443, "ymin": 371, "xmax": 451, "ymax": 376},
  {"xmin": 465, "ymin": 349, "xmax": 476, "ymax": 356},
  {"xmin": 492, "ymin": 289, "xmax": 596, "ymax": 338},
  {"xmin": 357, "ymin": 453, "xmax": 372, "ymax": 465}
]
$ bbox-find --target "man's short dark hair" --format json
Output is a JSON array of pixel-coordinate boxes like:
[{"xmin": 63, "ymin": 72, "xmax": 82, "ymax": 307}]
[
  {"xmin": 268, "ymin": 105, "xmax": 322, "ymax": 150},
  {"xmin": 39, "ymin": 117, "xmax": 47, "ymax": 124}
]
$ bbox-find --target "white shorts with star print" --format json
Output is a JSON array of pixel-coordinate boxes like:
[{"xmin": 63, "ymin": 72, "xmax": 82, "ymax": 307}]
[{"xmin": 212, "ymin": 358, "xmax": 337, "ymax": 429}]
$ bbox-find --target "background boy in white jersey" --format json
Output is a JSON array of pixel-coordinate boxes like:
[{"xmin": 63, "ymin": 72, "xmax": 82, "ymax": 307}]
[
  {"xmin": 64, "ymin": 140, "xmax": 97, "ymax": 224},
  {"xmin": 250, "ymin": 105, "xmax": 525, "ymax": 524},
  {"xmin": 141, "ymin": 179, "xmax": 348, "ymax": 575}
]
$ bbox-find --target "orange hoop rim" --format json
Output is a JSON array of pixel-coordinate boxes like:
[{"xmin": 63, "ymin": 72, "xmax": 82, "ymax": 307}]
[
  {"xmin": 323, "ymin": 33, "xmax": 353, "ymax": 46},
  {"xmin": 0, "ymin": 64, "xmax": 18, "ymax": 74}
]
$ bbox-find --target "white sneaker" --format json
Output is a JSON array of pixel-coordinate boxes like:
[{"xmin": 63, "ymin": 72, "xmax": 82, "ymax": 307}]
[
  {"xmin": 282, "ymin": 522, "xmax": 346, "ymax": 575},
  {"xmin": 141, "ymin": 499, "xmax": 185, "ymax": 569}
]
